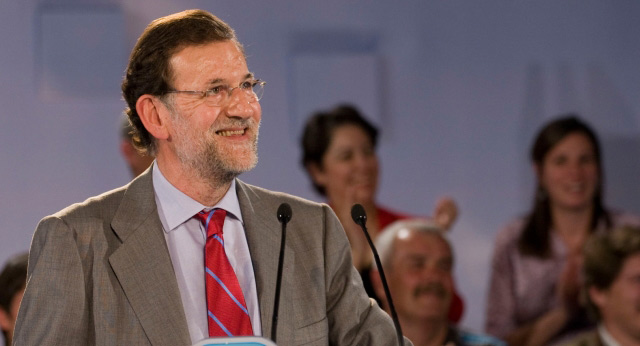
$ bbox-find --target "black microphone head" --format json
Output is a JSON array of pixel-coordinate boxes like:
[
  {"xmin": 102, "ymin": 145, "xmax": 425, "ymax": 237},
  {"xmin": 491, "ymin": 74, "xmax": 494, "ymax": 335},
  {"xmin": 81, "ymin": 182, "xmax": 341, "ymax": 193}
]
[
  {"xmin": 277, "ymin": 203, "xmax": 292, "ymax": 224},
  {"xmin": 351, "ymin": 204, "xmax": 367, "ymax": 226}
]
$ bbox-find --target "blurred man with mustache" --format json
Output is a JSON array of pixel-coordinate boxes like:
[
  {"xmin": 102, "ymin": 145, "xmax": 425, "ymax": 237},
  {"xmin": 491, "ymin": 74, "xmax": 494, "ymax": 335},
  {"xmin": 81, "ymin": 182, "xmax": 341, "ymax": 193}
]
[{"xmin": 372, "ymin": 219, "xmax": 504, "ymax": 346}]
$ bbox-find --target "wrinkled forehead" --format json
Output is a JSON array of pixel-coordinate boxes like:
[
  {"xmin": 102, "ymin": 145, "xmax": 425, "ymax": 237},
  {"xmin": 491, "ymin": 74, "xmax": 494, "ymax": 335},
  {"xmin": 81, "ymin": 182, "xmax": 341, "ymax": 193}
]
[{"xmin": 168, "ymin": 40, "xmax": 250, "ymax": 86}]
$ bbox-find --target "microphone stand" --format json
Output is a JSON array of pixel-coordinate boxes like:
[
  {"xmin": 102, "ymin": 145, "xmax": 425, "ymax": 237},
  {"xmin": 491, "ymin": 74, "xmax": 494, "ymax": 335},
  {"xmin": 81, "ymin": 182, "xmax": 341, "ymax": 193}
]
[
  {"xmin": 351, "ymin": 204, "xmax": 404, "ymax": 346},
  {"xmin": 272, "ymin": 203, "xmax": 292, "ymax": 343}
]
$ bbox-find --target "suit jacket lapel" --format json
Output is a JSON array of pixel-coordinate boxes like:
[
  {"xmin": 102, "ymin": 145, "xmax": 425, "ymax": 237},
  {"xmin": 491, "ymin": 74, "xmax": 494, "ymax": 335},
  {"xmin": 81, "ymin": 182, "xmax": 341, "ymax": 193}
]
[
  {"xmin": 236, "ymin": 180, "xmax": 295, "ymax": 344},
  {"xmin": 109, "ymin": 169, "xmax": 191, "ymax": 346}
]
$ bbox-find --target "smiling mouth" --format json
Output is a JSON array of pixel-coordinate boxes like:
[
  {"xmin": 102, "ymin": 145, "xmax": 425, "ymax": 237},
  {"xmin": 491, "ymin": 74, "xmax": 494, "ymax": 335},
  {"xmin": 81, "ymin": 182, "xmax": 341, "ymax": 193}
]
[
  {"xmin": 566, "ymin": 183, "xmax": 588, "ymax": 193},
  {"xmin": 217, "ymin": 129, "xmax": 246, "ymax": 136}
]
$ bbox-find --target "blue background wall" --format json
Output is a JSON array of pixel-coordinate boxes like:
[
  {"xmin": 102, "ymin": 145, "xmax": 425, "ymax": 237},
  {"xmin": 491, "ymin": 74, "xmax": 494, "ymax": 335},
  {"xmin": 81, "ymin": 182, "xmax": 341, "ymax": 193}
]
[{"xmin": 2, "ymin": 0, "xmax": 639, "ymax": 337}]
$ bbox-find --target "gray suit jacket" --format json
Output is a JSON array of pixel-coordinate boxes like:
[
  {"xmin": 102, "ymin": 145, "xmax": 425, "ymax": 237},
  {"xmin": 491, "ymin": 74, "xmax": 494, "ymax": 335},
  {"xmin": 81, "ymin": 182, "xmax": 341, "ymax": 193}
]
[{"xmin": 13, "ymin": 168, "xmax": 404, "ymax": 345}]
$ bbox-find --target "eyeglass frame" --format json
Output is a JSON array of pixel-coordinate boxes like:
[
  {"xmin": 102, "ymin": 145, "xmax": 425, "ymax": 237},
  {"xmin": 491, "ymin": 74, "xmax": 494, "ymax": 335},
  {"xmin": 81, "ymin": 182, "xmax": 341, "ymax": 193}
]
[{"xmin": 163, "ymin": 79, "xmax": 266, "ymax": 106}]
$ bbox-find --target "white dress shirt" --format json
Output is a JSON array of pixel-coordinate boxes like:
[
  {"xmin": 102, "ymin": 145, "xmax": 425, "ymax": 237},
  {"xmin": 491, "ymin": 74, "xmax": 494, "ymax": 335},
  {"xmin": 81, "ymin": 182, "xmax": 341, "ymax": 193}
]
[
  {"xmin": 152, "ymin": 162, "xmax": 261, "ymax": 344},
  {"xmin": 598, "ymin": 324, "xmax": 621, "ymax": 346}
]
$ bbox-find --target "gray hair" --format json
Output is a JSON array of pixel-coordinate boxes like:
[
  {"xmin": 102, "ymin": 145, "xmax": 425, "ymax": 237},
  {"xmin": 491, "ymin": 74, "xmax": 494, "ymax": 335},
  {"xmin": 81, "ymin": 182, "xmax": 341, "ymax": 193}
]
[{"xmin": 375, "ymin": 219, "xmax": 450, "ymax": 268}]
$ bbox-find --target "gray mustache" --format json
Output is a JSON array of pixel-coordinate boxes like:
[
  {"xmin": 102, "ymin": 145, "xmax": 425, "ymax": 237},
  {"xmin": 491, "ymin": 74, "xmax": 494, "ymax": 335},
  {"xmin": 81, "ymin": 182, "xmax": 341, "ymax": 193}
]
[
  {"xmin": 212, "ymin": 118, "xmax": 256, "ymax": 131},
  {"xmin": 413, "ymin": 282, "xmax": 447, "ymax": 298}
]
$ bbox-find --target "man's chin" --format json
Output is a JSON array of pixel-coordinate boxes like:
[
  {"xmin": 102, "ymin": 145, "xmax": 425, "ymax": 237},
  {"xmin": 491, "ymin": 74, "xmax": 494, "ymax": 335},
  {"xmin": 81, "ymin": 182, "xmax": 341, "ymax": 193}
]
[
  {"xmin": 230, "ymin": 154, "xmax": 258, "ymax": 173},
  {"xmin": 407, "ymin": 308, "xmax": 449, "ymax": 323},
  {"xmin": 191, "ymin": 155, "xmax": 258, "ymax": 186},
  {"xmin": 213, "ymin": 142, "xmax": 258, "ymax": 170},
  {"xmin": 220, "ymin": 158, "xmax": 258, "ymax": 178},
  {"xmin": 413, "ymin": 295, "xmax": 451, "ymax": 310}
]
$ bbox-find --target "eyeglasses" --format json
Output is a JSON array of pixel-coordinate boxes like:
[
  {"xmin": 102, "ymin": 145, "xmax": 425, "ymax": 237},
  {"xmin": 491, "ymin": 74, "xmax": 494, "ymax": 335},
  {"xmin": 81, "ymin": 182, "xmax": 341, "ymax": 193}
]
[{"xmin": 164, "ymin": 79, "xmax": 266, "ymax": 106}]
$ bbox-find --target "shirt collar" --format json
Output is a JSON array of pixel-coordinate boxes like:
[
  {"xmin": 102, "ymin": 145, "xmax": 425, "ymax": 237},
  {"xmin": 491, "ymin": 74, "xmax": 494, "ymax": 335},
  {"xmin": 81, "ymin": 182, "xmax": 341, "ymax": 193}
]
[
  {"xmin": 152, "ymin": 161, "xmax": 243, "ymax": 232},
  {"xmin": 598, "ymin": 323, "xmax": 621, "ymax": 346}
]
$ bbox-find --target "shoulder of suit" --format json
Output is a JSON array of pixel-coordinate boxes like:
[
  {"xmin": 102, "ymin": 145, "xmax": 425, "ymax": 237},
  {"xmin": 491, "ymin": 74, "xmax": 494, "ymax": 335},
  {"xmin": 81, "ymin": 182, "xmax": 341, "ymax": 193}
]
[
  {"xmin": 236, "ymin": 179, "xmax": 328, "ymax": 211},
  {"xmin": 49, "ymin": 169, "xmax": 154, "ymax": 222},
  {"xmin": 49, "ymin": 183, "xmax": 129, "ymax": 221}
]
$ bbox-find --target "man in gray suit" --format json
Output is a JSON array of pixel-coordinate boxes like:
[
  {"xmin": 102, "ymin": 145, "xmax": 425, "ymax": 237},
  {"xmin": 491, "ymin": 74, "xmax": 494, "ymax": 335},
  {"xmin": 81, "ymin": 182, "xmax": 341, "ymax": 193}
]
[{"xmin": 13, "ymin": 9, "xmax": 405, "ymax": 346}]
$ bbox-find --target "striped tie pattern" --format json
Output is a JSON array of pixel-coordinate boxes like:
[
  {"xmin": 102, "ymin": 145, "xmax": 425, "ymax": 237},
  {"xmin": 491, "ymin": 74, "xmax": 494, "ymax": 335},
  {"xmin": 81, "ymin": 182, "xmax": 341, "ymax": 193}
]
[{"xmin": 195, "ymin": 209, "xmax": 253, "ymax": 337}]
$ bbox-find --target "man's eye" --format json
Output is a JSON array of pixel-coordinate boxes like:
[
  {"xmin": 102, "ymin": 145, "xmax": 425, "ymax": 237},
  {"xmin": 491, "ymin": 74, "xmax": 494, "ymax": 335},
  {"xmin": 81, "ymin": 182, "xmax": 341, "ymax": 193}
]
[
  {"xmin": 240, "ymin": 81, "xmax": 254, "ymax": 90},
  {"xmin": 408, "ymin": 262, "xmax": 423, "ymax": 270},
  {"xmin": 208, "ymin": 86, "xmax": 226, "ymax": 95}
]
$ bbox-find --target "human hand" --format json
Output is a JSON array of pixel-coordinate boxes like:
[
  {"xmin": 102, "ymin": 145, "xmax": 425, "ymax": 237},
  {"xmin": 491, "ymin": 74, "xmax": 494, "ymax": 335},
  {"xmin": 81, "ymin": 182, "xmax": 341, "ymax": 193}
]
[
  {"xmin": 433, "ymin": 197, "xmax": 458, "ymax": 231},
  {"xmin": 556, "ymin": 251, "xmax": 583, "ymax": 311}
]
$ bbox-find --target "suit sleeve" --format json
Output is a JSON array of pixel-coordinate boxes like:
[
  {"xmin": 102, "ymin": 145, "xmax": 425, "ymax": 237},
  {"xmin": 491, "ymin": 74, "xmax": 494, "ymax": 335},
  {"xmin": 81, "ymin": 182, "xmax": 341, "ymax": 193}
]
[
  {"xmin": 321, "ymin": 205, "xmax": 411, "ymax": 345},
  {"xmin": 13, "ymin": 216, "xmax": 90, "ymax": 345}
]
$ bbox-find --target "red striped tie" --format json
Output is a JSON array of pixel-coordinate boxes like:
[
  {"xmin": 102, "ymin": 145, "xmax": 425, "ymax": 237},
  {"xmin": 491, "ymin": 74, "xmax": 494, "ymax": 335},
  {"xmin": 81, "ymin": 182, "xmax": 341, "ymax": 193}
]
[{"xmin": 195, "ymin": 209, "xmax": 253, "ymax": 337}]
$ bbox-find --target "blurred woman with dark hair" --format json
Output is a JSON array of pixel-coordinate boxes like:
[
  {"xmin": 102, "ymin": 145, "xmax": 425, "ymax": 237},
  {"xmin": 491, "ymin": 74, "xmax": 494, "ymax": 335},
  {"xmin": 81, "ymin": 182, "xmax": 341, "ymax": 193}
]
[
  {"xmin": 486, "ymin": 115, "xmax": 640, "ymax": 345},
  {"xmin": 301, "ymin": 104, "xmax": 463, "ymax": 322}
]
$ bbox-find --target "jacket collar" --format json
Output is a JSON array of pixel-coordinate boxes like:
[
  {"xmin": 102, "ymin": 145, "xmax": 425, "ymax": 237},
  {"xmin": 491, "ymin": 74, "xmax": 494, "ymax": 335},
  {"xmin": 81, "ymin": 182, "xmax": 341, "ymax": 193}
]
[{"xmin": 109, "ymin": 167, "xmax": 191, "ymax": 346}]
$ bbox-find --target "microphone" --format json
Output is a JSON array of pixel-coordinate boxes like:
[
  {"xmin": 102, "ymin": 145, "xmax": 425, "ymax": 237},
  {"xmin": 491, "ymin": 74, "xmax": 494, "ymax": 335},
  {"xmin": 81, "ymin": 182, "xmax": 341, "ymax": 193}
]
[
  {"xmin": 351, "ymin": 204, "xmax": 404, "ymax": 346},
  {"xmin": 272, "ymin": 203, "xmax": 292, "ymax": 343},
  {"xmin": 350, "ymin": 203, "xmax": 367, "ymax": 228},
  {"xmin": 277, "ymin": 203, "xmax": 292, "ymax": 224}
]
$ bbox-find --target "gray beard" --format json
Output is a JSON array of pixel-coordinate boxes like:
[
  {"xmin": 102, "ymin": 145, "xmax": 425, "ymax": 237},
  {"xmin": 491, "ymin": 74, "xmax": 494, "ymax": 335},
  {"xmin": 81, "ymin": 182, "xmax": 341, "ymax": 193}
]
[
  {"xmin": 191, "ymin": 137, "xmax": 258, "ymax": 187},
  {"xmin": 173, "ymin": 119, "xmax": 259, "ymax": 189}
]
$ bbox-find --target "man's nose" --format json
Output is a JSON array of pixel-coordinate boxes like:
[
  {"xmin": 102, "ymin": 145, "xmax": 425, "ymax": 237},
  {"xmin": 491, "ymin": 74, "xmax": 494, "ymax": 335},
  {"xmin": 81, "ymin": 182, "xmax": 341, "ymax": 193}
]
[
  {"xmin": 420, "ymin": 265, "xmax": 447, "ymax": 280},
  {"xmin": 225, "ymin": 90, "xmax": 255, "ymax": 118}
]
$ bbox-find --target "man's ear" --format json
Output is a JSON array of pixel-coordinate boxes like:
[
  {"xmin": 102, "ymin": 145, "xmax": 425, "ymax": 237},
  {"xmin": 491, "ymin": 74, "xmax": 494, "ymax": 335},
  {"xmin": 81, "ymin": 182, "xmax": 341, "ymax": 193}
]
[
  {"xmin": 136, "ymin": 95, "xmax": 170, "ymax": 141},
  {"xmin": 589, "ymin": 286, "xmax": 607, "ymax": 309},
  {"xmin": 0, "ymin": 307, "xmax": 11, "ymax": 332}
]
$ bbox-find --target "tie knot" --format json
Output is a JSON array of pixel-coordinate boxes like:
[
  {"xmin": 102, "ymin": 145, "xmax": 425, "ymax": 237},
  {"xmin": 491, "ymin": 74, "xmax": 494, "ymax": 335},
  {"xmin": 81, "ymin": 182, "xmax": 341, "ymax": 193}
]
[{"xmin": 195, "ymin": 208, "xmax": 227, "ymax": 238}]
